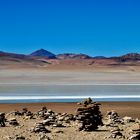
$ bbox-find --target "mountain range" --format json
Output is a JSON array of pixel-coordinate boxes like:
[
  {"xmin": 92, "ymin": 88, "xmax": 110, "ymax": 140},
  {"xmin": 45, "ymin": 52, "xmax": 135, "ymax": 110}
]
[
  {"xmin": 0, "ymin": 49, "xmax": 140, "ymax": 68},
  {"xmin": 1, "ymin": 48, "xmax": 140, "ymax": 60}
]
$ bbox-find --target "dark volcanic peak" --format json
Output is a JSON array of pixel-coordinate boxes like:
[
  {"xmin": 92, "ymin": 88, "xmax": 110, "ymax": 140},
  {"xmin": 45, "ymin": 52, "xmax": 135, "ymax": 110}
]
[
  {"xmin": 57, "ymin": 53, "xmax": 93, "ymax": 59},
  {"xmin": 30, "ymin": 49, "xmax": 56, "ymax": 59},
  {"xmin": 120, "ymin": 53, "xmax": 140, "ymax": 61}
]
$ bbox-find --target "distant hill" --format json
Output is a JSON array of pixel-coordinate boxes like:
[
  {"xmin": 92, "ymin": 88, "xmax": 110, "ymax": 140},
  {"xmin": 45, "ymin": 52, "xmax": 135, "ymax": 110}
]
[
  {"xmin": 30, "ymin": 49, "xmax": 56, "ymax": 59},
  {"xmin": 120, "ymin": 53, "xmax": 140, "ymax": 61},
  {"xmin": 0, "ymin": 51, "xmax": 49, "ymax": 67},
  {"xmin": 57, "ymin": 53, "xmax": 93, "ymax": 59},
  {"xmin": 93, "ymin": 56, "xmax": 107, "ymax": 59},
  {"xmin": 0, "ymin": 49, "xmax": 140, "ymax": 68},
  {"xmin": 0, "ymin": 51, "xmax": 26, "ymax": 59}
]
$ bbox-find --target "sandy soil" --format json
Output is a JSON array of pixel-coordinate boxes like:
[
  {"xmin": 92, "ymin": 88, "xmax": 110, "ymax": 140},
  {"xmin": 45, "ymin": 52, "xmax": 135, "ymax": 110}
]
[
  {"xmin": 0, "ymin": 66, "xmax": 139, "ymax": 139},
  {"xmin": 0, "ymin": 68, "xmax": 140, "ymax": 85},
  {"xmin": 0, "ymin": 102, "xmax": 139, "ymax": 140}
]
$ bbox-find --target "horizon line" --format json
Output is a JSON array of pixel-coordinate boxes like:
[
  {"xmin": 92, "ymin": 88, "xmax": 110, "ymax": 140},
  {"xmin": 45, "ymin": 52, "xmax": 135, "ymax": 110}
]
[{"xmin": 0, "ymin": 49, "xmax": 140, "ymax": 58}]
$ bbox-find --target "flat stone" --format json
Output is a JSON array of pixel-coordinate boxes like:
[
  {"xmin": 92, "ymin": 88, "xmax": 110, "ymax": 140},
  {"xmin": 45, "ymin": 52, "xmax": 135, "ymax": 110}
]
[
  {"xmin": 130, "ymin": 123, "xmax": 140, "ymax": 132},
  {"xmin": 58, "ymin": 116, "xmax": 65, "ymax": 121},
  {"xmin": 123, "ymin": 116, "xmax": 135, "ymax": 123},
  {"xmin": 53, "ymin": 130, "xmax": 64, "ymax": 133}
]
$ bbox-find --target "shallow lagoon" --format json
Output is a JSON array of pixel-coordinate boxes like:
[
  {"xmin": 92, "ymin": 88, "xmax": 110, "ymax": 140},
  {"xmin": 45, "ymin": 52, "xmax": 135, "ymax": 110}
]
[{"xmin": 0, "ymin": 84, "xmax": 140, "ymax": 102}]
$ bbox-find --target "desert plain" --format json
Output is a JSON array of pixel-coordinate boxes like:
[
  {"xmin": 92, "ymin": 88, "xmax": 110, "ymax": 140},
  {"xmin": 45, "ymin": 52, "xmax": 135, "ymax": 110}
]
[{"xmin": 0, "ymin": 58, "xmax": 140, "ymax": 140}]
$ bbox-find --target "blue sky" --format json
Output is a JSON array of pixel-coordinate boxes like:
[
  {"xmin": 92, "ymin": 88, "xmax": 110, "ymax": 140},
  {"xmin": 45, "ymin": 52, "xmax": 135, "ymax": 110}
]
[{"xmin": 0, "ymin": 0, "xmax": 140, "ymax": 56}]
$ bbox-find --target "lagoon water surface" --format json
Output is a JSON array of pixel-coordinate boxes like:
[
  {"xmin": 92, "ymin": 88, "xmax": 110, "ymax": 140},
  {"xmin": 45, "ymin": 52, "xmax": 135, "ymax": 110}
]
[{"xmin": 0, "ymin": 84, "xmax": 140, "ymax": 102}]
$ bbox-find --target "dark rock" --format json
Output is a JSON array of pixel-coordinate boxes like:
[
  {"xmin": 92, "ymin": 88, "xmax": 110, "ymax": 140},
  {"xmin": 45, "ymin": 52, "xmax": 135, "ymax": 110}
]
[
  {"xmin": 13, "ymin": 111, "xmax": 23, "ymax": 116},
  {"xmin": 129, "ymin": 133, "xmax": 140, "ymax": 140},
  {"xmin": 15, "ymin": 136, "xmax": 25, "ymax": 140},
  {"xmin": 0, "ymin": 112, "xmax": 6, "ymax": 127}
]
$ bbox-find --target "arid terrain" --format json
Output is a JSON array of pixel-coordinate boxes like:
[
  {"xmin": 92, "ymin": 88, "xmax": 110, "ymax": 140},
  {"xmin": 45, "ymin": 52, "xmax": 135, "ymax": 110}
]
[
  {"xmin": 0, "ymin": 50, "xmax": 140, "ymax": 85},
  {"xmin": 0, "ymin": 101, "xmax": 140, "ymax": 140},
  {"xmin": 0, "ymin": 50, "xmax": 140, "ymax": 140},
  {"xmin": 0, "ymin": 66, "xmax": 140, "ymax": 85}
]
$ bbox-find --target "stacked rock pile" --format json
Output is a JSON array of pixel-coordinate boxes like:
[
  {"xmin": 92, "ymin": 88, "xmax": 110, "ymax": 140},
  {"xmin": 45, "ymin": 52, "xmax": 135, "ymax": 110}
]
[
  {"xmin": 12, "ymin": 108, "xmax": 28, "ymax": 116},
  {"xmin": 106, "ymin": 110, "xmax": 123, "ymax": 125},
  {"xmin": 42, "ymin": 113, "xmax": 66, "ymax": 127},
  {"xmin": 129, "ymin": 123, "xmax": 140, "ymax": 140},
  {"xmin": 8, "ymin": 118, "xmax": 19, "ymax": 126},
  {"xmin": 42, "ymin": 117, "xmax": 56, "ymax": 126},
  {"xmin": 0, "ymin": 112, "xmax": 6, "ymax": 127},
  {"xmin": 25, "ymin": 111, "xmax": 33, "ymax": 117},
  {"xmin": 21, "ymin": 108, "xmax": 28, "ymax": 115},
  {"xmin": 21, "ymin": 108, "xmax": 34, "ymax": 118},
  {"xmin": 57, "ymin": 113, "xmax": 74, "ymax": 123},
  {"xmin": 75, "ymin": 98, "xmax": 103, "ymax": 131},
  {"xmin": 36, "ymin": 106, "xmax": 48, "ymax": 118},
  {"xmin": 37, "ymin": 107, "xmax": 74, "ymax": 127},
  {"xmin": 41, "ymin": 109, "xmax": 59, "ymax": 126},
  {"xmin": 13, "ymin": 108, "xmax": 33, "ymax": 118},
  {"xmin": 32, "ymin": 122, "xmax": 51, "ymax": 133},
  {"xmin": 13, "ymin": 110, "xmax": 23, "ymax": 116}
]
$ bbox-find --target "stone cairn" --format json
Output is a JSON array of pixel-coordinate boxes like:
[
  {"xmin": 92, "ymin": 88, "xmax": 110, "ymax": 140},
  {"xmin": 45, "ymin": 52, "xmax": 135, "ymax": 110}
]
[
  {"xmin": 75, "ymin": 98, "xmax": 103, "ymax": 131},
  {"xmin": 8, "ymin": 118, "xmax": 19, "ymax": 126},
  {"xmin": 106, "ymin": 110, "xmax": 123, "ymax": 125},
  {"xmin": 0, "ymin": 112, "xmax": 6, "ymax": 127},
  {"xmin": 36, "ymin": 106, "xmax": 48, "ymax": 118},
  {"xmin": 37, "ymin": 106, "xmax": 74, "ymax": 128},
  {"xmin": 13, "ymin": 108, "xmax": 33, "ymax": 118},
  {"xmin": 32, "ymin": 122, "xmax": 51, "ymax": 133},
  {"xmin": 129, "ymin": 123, "xmax": 140, "ymax": 140}
]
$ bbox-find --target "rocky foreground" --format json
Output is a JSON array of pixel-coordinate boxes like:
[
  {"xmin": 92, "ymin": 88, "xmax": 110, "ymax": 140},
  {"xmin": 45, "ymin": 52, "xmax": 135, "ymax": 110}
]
[{"xmin": 0, "ymin": 98, "xmax": 140, "ymax": 140}]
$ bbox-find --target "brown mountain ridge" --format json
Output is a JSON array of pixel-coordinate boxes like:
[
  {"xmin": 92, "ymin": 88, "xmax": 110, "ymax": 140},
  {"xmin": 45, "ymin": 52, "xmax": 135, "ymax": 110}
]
[{"xmin": 0, "ymin": 49, "xmax": 140, "ymax": 68}]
